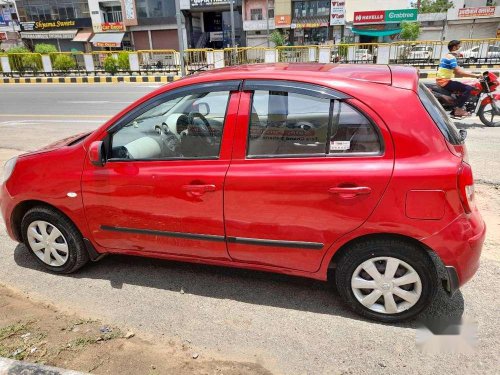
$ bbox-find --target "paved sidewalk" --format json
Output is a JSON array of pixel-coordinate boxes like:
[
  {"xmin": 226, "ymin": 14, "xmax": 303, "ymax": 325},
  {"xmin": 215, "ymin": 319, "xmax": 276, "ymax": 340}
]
[{"xmin": 0, "ymin": 357, "xmax": 87, "ymax": 375}]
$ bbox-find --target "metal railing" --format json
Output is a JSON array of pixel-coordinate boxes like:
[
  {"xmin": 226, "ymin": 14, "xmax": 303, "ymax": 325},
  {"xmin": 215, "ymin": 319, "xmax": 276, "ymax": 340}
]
[
  {"xmin": 137, "ymin": 50, "xmax": 179, "ymax": 73},
  {"xmin": 185, "ymin": 48, "xmax": 213, "ymax": 73},
  {"xmin": 3, "ymin": 38, "xmax": 500, "ymax": 77},
  {"xmin": 278, "ymin": 46, "xmax": 317, "ymax": 63}
]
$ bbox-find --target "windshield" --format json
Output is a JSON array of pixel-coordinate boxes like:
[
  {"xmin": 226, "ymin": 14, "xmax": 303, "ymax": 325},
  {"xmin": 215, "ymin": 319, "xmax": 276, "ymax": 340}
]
[{"xmin": 418, "ymin": 83, "xmax": 462, "ymax": 145}]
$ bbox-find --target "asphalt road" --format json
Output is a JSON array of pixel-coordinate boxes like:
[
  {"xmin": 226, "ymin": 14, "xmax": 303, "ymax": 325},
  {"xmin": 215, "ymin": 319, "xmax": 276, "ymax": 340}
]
[{"xmin": 0, "ymin": 83, "xmax": 499, "ymax": 374}]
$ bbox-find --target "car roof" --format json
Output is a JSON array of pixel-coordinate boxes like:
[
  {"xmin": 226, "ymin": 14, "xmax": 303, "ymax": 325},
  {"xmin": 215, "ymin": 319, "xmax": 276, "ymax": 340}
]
[{"xmin": 175, "ymin": 63, "xmax": 418, "ymax": 91}]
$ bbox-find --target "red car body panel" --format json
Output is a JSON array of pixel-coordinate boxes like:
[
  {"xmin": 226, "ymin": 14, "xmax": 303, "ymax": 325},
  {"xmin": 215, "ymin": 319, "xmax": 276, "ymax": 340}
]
[{"xmin": 0, "ymin": 63, "xmax": 485, "ymax": 287}]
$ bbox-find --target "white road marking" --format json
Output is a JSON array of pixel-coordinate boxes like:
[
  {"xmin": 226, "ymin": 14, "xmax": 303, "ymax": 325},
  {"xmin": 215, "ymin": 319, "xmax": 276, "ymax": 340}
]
[{"xmin": 60, "ymin": 101, "xmax": 132, "ymax": 104}]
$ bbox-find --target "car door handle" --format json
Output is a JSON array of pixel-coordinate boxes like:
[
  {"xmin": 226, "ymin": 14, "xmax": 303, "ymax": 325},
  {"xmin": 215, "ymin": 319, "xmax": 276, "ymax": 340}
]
[
  {"xmin": 182, "ymin": 184, "xmax": 216, "ymax": 196},
  {"xmin": 329, "ymin": 186, "xmax": 372, "ymax": 198}
]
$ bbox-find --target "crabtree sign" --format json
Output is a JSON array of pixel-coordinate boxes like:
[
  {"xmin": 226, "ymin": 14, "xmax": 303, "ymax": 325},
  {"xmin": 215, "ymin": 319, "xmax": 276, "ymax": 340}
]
[{"xmin": 353, "ymin": 9, "xmax": 417, "ymax": 25}]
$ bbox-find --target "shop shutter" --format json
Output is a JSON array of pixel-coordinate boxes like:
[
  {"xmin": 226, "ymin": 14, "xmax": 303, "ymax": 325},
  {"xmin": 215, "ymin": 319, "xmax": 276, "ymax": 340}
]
[{"xmin": 472, "ymin": 21, "xmax": 500, "ymax": 39}]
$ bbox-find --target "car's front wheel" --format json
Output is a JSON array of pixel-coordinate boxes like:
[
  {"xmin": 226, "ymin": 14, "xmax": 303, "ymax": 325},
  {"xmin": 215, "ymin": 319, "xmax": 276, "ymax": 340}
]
[
  {"xmin": 335, "ymin": 239, "xmax": 438, "ymax": 322},
  {"xmin": 21, "ymin": 206, "xmax": 89, "ymax": 273}
]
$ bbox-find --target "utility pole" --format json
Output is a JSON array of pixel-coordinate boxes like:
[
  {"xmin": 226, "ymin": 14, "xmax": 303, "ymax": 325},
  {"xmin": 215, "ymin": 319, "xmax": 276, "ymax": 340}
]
[
  {"xmin": 175, "ymin": 0, "xmax": 186, "ymax": 76},
  {"xmin": 266, "ymin": 0, "xmax": 270, "ymax": 47},
  {"xmin": 229, "ymin": 0, "xmax": 236, "ymax": 64}
]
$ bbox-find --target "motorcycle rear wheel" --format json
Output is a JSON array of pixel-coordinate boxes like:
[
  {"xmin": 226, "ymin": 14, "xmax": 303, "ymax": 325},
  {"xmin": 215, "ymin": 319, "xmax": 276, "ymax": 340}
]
[{"xmin": 478, "ymin": 103, "xmax": 500, "ymax": 127}]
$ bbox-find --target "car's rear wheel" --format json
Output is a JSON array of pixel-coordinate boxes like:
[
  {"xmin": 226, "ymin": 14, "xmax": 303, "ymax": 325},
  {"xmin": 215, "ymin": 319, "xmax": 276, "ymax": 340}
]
[
  {"xmin": 335, "ymin": 239, "xmax": 438, "ymax": 322},
  {"xmin": 21, "ymin": 206, "xmax": 89, "ymax": 274}
]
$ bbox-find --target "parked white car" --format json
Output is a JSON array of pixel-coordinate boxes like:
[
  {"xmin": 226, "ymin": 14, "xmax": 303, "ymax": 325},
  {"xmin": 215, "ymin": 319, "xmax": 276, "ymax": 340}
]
[
  {"xmin": 354, "ymin": 49, "xmax": 373, "ymax": 62},
  {"xmin": 408, "ymin": 46, "xmax": 433, "ymax": 62},
  {"xmin": 461, "ymin": 44, "xmax": 500, "ymax": 63}
]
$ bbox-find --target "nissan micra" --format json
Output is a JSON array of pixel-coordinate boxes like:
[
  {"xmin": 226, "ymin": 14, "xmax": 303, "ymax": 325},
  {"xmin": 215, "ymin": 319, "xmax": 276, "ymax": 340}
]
[{"xmin": 0, "ymin": 64, "xmax": 485, "ymax": 322}]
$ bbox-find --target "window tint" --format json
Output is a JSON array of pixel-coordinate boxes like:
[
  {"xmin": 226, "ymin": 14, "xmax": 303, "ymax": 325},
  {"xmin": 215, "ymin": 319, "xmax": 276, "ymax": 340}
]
[
  {"xmin": 248, "ymin": 90, "xmax": 330, "ymax": 157},
  {"xmin": 418, "ymin": 83, "xmax": 462, "ymax": 145},
  {"xmin": 330, "ymin": 102, "xmax": 381, "ymax": 154},
  {"xmin": 110, "ymin": 91, "xmax": 230, "ymax": 160},
  {"xmin": 247, "ymin": 90, "xmax": 381, "ymax": 157}
]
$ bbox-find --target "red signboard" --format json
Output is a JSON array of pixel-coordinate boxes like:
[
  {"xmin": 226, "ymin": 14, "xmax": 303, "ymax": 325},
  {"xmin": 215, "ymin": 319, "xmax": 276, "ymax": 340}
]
[
  {"xmin": 100, "ymin": 22, "xmax": 125, "ymax": 31},
  {"xmin": 353, "ymin": 10, "xmax": 385, "ymax": 25},
  {"xmin": 458, "ymin": 6, "xmax": 496, "ymax": 18}
]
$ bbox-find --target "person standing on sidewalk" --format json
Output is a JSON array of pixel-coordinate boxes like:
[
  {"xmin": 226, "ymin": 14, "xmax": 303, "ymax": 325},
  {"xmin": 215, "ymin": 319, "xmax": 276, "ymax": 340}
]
[{"xmin": 436, "ymin": 40, "xmax": 481, "ymax": 117}]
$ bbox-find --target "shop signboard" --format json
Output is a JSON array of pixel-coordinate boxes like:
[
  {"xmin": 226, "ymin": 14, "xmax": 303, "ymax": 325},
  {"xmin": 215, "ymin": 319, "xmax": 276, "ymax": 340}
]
[
  {"xmin": 354, "ymin": 9, "xmax": 417, "ymax": 25},
  {"xmin": 20, "ymin": 18, "xmax": 92, "ymax": 31},
  {"xmin": 458, "ymin": 6, "xmax": 496, "ymax": 18},
  {"xmin": 275, "ymin": 15, "xmax": 291, "ymax": 28},
  {"xmin": 94, "ymin": 22, "xmax": 125, "ymax": 32},
  {"xmin": 330, "ymin": 0, "xmax": 345, "ymax": 26}
]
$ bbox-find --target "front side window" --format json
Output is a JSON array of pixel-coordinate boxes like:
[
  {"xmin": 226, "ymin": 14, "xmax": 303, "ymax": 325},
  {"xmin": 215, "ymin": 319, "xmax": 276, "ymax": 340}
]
[
  {"xmin": 110, "ymin": 91, "xmax": 230, "ymax": 160},
  {"xmin": 248, "ymin": 89, "xmax": 381, "ymax": 157},
  {"xmin": 250, "ymin": 8, "xmax": 263, "ymax": 20}
]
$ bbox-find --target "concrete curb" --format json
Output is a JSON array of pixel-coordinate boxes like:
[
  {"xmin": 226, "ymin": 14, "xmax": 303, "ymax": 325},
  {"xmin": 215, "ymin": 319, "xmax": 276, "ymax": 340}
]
[
  {"xmin": 0, "ymin": 76, "xmax": 181, "ymax": 84},
  {"xmin": 0, "ymin": 357, "xmax": 88, "ymax": 375}
]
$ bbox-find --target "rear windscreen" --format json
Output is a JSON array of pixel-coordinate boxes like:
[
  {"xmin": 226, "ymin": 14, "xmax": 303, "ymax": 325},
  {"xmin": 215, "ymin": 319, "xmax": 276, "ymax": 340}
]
[{"xmin": 418, "ymin": 82, "xmax": 462, "ymax": 145}]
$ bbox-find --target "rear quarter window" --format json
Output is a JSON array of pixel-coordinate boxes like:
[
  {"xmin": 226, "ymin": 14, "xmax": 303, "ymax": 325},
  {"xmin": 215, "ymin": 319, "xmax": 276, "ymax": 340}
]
[{"xmin": 418, "ymin": 83, "xmax": 462, "ymax": 145}]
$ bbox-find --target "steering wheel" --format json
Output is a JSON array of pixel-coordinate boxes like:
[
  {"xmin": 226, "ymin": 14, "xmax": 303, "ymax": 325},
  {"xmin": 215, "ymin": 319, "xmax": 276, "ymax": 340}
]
[{"xmin": 187, "ymin": 111, "xmax": 213, "ymax": 143}]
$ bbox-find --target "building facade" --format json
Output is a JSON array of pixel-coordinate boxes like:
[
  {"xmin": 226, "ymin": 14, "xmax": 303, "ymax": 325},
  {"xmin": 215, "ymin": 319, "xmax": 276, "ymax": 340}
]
[
  {"xmin": 16, "ymin": 0, "xmax": 93, "ymax": 51},
  {"xmin": 242, "ymin": 0, "xmax": 274, "ymax": 47},
  {"xmin": 0, "ymin": 0, "xmax": 22, "ymax": 49},
  {"xmin": 181, "ymin": 0, "xmax": 244, "ymax": 49}
]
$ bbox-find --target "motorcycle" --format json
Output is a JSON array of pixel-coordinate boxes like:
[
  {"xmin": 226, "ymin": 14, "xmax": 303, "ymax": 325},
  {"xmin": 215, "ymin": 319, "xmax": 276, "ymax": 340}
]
[{"xmin": 425, "ymin": 71, "xmax": 500, "ymax": 127}]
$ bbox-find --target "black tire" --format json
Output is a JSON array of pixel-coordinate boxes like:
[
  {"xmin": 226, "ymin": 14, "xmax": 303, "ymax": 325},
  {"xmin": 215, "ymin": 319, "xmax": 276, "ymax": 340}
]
[
  {"xmin": 334, "ymin": 239, "xmax": 438, "ymax": 323},
  {"xmin": 21, "ymin": 206, "xmax": 89, "ymax": 274},
  {"xmin": 478, "ymin": 104, "xmax": 500, "ymax": 127}
]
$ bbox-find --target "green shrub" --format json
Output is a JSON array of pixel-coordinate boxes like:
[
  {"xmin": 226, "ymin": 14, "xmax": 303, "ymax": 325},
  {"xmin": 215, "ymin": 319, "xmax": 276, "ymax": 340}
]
[
  {"xmin": 34, "ymin": 43, "xmax": 58, "ymax": 54},
  {"xmin": 6, "ymin": 47, "xmax": 41, "ymax": 72},
  {"xmin": 103, "ymin": 55, "xmax": 118, "ymax": 75},
  {"xmin": 53, "ymin": 54, "xmax": 76, "ymax": 72},
  {"xmin": 117, "ymin": 52, "xmax": 130, "ymax": 70}
]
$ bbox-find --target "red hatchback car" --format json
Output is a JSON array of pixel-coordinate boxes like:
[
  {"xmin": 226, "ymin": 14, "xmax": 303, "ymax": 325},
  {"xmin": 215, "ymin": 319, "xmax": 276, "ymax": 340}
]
[{"xmin": 1, "ymin": 64, "xmax": 485, "ymax": 322}]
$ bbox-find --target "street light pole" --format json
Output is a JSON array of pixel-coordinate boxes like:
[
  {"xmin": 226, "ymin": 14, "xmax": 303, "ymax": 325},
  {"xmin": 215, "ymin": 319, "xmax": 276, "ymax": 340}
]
[
  {"xmin": 175, "ymin": 0, "xmax": 186, "ymax": 76},
  {"xmin": 266, "ymin": 0, "xmax": 270, "ymax": 47}
]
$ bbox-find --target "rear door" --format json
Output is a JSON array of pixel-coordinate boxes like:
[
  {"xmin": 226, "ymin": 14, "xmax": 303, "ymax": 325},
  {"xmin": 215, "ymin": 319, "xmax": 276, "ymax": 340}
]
[{"xmin": 224, "ymin": 80, "xmax": 394, "ymax": 272}]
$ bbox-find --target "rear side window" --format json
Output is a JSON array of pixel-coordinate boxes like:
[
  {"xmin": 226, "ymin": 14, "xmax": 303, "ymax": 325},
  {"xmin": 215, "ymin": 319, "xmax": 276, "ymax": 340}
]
[
  {"xmin": 418, "ymin": 83, "xmax": 462, "ymax": 145},
  {"xmin": 247, "ymin": 90, "xmax": 382, "ymax": 157}
]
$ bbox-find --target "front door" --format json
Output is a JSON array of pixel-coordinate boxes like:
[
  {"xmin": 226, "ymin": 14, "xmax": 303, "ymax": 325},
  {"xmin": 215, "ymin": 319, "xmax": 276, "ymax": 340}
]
[
  {"xmin": 82, "ymin": 81, "xmax": 241, "ymax": 260},
  {"xmin": 224, "ymin": 81, "xmax": 394, "ymax": 272}
]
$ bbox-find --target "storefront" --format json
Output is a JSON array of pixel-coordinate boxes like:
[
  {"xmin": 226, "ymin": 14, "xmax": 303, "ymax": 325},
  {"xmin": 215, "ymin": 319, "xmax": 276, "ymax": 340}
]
[
  {"xmin": 291, "ymin": 0, "xmax": 329, "ymax": 44},
  {"xmin": 19, "ymin": 18, "xmax": 93, "ymax": 51},
  {"xmin": 183, "ymin": 0, "xmax": 243, "ymax": 48},
  {"xmin": 350, "ymin": 8, "xmax": 417, "ymax": 43},
  {"xmin": 446, "ymin": 6, "xmax": 500, "ymax": 40}
]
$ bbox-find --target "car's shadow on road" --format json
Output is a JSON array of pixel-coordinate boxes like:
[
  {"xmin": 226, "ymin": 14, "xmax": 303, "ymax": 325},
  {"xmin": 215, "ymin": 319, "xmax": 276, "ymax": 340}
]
[
  {"xmin": 13, "ymin": 244, "xmax": 464, "ymax": 328},
  {"xmin": 454, "ymin": 120, "xmax": 487, "ymax": 130}
]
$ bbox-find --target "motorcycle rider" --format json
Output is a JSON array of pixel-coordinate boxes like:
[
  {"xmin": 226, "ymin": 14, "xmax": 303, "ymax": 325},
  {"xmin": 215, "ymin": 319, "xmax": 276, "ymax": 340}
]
[{"xmin": 436, "ymin": 40, "xmax": 481, "ymax": 117}]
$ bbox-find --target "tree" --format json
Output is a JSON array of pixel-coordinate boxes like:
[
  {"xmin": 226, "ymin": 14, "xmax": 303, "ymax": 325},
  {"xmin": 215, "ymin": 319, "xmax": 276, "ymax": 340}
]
[
  {"xmin": 400, "ymin": 21, "xmax": 421, "ymax": 41},
  {"xmin": 269, "ymin": 30, "xmax": 286, "ymax": 47},
  {"xmin": 413, "ymin": 0, "xmax": 453, "ymax": 13}
]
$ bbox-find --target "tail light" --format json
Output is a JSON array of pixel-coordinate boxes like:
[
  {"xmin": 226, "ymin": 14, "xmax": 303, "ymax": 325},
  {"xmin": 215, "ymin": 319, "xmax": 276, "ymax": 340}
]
[{"xmin": 458, "ymin": 162, "xmax": 475, "ymax": 214}]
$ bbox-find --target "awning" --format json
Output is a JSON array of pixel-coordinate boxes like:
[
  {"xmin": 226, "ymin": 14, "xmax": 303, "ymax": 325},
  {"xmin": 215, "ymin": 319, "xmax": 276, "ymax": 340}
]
[
  {"xmin": 20, "ymin": 29, "xmax": 78, "ymax": 40},
  {"xmin": 72, "ymin": 30, "xmax": 93, "ymax": 42},
  {"xmin": 351, "ymin": 27, "xmax": 401, "ymax": 37},
  {"xmin": 90, "ymin": 32, "xmax": 124, "ymax": 47}
]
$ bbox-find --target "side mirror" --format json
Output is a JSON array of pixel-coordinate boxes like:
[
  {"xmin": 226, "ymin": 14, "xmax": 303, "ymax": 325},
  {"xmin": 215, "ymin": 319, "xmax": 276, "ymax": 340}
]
[
  {"xmin": 89, "ymin": 141, "xmax": 105, "ymax": 167},
  {"xmin": 459, "ymin": 129, "xmax": 467, "ymax": 142},
  {"xmin": 196, "ymin": 102, "xmax": 210, "ymax": 116}
]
